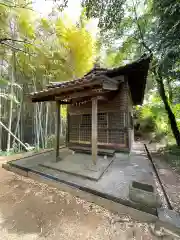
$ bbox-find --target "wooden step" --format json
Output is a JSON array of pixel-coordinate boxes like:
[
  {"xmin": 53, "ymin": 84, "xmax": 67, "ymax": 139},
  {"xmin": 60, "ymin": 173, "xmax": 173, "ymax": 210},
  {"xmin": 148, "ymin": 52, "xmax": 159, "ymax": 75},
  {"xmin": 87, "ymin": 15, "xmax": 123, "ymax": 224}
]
[{"xmin": 69, "ymin": 146, "xmax": 115, "ymax": 157}]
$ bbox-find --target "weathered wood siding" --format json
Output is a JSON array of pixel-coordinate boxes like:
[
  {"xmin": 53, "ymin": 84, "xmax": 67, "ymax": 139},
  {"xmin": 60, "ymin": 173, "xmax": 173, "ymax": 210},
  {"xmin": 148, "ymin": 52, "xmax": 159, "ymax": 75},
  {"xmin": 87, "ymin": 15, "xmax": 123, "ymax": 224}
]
[
  {"xmin": 67, "ymin": 82, "xmax": 130, "ymax": 151},
  {"xmin": 127, "ymin": 87, "xmax": 134, "ymax": 151}
]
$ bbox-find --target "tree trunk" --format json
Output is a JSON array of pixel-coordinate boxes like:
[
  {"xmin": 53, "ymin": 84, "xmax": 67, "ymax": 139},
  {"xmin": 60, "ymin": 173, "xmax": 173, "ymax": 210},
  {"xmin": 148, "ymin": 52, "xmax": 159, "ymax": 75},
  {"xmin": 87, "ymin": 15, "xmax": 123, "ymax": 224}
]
[
  {"xmin": 7, "ymin": 51, "xmax": 15, "ymax": 151},
  {"xmin": 156, "ymin": 73, "xmax": 180, "ymax": 146},
  {"xmin": 166, "ymin": 77, "xmax": 173, "ymax": 104}
]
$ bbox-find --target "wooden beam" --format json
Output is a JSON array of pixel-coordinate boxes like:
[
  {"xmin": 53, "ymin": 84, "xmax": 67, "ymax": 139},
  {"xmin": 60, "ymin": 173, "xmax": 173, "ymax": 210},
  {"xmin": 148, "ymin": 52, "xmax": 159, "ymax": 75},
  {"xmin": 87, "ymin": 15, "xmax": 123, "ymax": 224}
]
[
  {"xmin": 111, "ymin": 75, "xmax": 124, "ymax": 82},
  {"xmin": 32, "ymin": 96, "xmax": 71, "ymax": 103},
  {"xmin": 55, "ymin": 101, "xmax": 61, "ymax": 160},
  {"xmin": 55, "ymin": 89, "xmax": 104, "ymax": 101},
  {"xmin": 72, "ymin": 95, "xmax": 108, "ymax": 106},
  {"xmin": 31, "ymin": 79, "xmax": 101, "ymax": 100},
  {"xmin": 59, "ymin": 100, "xmax": 72, "ymax": 104},
  {"xmin": 102, "ymin": 81, "xmax": 119, "ymax": 91},
  {"xmin": 91, "ymin": 97, "xmax": 98, "ymax": 165}
]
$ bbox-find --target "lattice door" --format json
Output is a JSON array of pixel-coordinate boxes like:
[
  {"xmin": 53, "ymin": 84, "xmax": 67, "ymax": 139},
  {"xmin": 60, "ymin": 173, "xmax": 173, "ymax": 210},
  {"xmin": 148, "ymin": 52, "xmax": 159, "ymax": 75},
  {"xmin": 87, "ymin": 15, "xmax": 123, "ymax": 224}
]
[
  {"xmin": 69, "ymin": 112, "xmax": 127, "ymax": 147},
  {"xmin": 79, "ymin": 114, "xmax": 91, "ymax": 143},
  {"xmin": 108, "ymin": 112, "xmax": 127, "ymax": 147}
]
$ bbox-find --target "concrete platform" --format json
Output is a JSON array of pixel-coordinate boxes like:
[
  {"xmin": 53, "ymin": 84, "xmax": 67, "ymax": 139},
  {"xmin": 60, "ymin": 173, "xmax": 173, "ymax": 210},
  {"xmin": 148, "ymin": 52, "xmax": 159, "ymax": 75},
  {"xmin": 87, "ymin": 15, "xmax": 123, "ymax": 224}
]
[
  {"xmin": 40, "ymin": 153, "xmax": 114, "ymax": 181},
  {"xmin": 4, "ymin": 148, "xmax": 160, "ymax": 215}
]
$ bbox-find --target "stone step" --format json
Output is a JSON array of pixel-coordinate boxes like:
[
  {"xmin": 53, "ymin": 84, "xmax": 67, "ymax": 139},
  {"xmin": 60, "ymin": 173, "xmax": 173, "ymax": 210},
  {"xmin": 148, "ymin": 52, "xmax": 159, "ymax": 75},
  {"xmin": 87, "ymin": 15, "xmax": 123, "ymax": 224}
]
[{"xmin": 70, "ymin": 146, "xmax": 115, "ymax": 156}]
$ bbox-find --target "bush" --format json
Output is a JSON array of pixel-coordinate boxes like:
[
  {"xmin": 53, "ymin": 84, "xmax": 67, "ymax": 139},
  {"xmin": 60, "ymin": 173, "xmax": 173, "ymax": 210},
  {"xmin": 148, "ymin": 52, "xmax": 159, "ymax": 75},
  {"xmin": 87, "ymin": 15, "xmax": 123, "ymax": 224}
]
[
  {"xmin": 158, "ymin": 144, "xmax": 180, "ymax": 171},
  {"xmin": 45, "ymin": 134, "xmax": 65, "ymax": 149},
  {"xmin": 139, "ymin": 116, "xmax": 156, "ymax": 133}
]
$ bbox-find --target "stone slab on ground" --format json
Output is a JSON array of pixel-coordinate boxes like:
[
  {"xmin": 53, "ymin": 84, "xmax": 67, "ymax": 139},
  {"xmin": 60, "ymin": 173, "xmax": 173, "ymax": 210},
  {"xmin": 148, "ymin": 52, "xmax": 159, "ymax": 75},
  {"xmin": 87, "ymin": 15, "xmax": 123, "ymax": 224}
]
[
  {"xmin": 129, "ymin": 181, "xmax": 161, "ymax": 208},
  {"xmin": 157, "ymin": 208, "xmax": 180, "ymax": 234},
  {"xmin": 40, "ymin": 153, "xmax": 114, "ymax": 181}
]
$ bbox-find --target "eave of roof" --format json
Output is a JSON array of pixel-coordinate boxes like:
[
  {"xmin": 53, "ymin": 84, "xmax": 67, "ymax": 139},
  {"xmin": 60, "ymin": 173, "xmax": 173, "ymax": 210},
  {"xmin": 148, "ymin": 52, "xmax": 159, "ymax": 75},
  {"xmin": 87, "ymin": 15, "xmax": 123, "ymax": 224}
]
[{"xmin": 29, "ymin": 54, "xmax": 152, "ymax": 105}]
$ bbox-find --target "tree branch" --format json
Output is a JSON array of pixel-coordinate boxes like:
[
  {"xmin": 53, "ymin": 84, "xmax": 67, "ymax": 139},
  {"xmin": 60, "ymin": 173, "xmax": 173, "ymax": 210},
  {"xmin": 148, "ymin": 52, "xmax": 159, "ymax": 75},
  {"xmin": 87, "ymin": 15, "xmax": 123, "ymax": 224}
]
[
  {"xmin": 1, "ymin": 42, "xmax": 35, "ymax": 56},
  {"xmin": 0, "ymin": 1, "xmax": 34, "ymax": 11},
  {"xmin": 132, "ymin": 0, "xmax": 152, "ymax": 55},
  {"xmin": 0, "ymin": 38, "xmax": 31, "ymax": 44}
]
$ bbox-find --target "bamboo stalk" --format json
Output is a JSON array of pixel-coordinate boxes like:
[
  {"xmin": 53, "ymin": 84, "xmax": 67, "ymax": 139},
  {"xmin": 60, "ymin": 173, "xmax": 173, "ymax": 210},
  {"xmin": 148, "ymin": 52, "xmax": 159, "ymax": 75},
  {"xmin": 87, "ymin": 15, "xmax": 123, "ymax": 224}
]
[
  {"xmin": 36, "ymin": 102, "xmax": 45, "ymax": 149},
  {"xmin": 45, "ymin": 102, "xmax": 49, "ymax": 148},
  {"xmin": 13, "ymin": 91, "xmax": 22, "ymax": 146},
  {"xmin": 0, "ymin": 121, "xmax": 29, "ymax": 151},
  {"xmin": 7, "ymin": 50, "xmax": 15, "ymax": 152}
]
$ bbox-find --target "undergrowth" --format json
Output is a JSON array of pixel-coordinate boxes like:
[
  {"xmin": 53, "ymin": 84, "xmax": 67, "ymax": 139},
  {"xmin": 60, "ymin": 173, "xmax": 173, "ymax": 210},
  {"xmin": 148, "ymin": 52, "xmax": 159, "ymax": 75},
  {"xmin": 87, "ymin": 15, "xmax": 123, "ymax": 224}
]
[{"xmin": 158, "ymin": 144, "xmax": 180, "ymax": 171}]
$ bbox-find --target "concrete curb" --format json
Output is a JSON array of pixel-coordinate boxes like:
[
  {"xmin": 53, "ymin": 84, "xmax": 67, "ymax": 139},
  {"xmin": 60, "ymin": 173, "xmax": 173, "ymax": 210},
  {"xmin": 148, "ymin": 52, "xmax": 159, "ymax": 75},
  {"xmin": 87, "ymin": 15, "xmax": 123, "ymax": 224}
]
[
  {"xmin": 3, "ymin": 146, "xmax": 66, "ymax": 164},
  {"xmin": 156, "ymin": 208, "xmax": 180, "ymax": 235},
  {"xmin": 2, "ymin": 163, "xmax": 28, "ymax": 177}
]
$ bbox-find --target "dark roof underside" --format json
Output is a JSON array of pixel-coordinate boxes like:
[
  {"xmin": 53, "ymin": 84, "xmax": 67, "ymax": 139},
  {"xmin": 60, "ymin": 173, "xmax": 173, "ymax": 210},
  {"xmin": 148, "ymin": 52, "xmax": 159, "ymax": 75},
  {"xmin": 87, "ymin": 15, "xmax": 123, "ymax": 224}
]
[
  {"xmin": 30, "ymin": 54, "xmax": 151, "ymax": 105},
  {"xmin": 105, "ymin": 55, "xmax": 151, "ymax": 105}
]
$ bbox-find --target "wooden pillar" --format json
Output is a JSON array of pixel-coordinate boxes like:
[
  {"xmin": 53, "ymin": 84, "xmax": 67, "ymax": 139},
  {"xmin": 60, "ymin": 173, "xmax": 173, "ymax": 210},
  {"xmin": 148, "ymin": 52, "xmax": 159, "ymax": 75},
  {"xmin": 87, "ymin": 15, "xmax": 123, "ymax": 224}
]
[
  {"xmin": 66, "ymin": 109, "xmax": 69, "ymax": 147},
  {"xmin": 92, "ymin": 97, "xmax": 97, "ymax": 164},
  {"xmin": 56, "ymin": 101, "xmax": 61, "ymax": 160}
]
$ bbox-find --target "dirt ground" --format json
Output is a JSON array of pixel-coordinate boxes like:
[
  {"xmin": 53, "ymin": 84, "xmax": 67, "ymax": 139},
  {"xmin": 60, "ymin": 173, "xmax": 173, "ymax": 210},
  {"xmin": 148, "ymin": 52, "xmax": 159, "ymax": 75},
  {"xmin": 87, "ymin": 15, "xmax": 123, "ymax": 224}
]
[
  {"xmin": 152, "ymin": 156, "xmax": 180, "ymax": 213},
  {"xmin": 0, "ymin": 157, "xmax": 179, "ymax": 239},
  {"xmin": 133, "ymin": 141, "xmax": 180, "ymax": 213}
]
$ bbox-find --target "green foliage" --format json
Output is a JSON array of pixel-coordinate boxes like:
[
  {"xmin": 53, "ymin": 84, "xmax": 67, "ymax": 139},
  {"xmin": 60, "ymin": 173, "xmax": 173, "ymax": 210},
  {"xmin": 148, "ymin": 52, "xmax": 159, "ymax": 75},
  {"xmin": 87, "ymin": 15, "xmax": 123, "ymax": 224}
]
[
  {"xmin": 0, "ymin": 4, "xmax": 97, "ymax": 85},
  {"xmin": 139, "ymin": 115, "xmax": 156, "ymax": 133},
  {"xmin": 55, "ymin": 16, "xmax": 96, "ymax": 78},
  {"xmin": 46, "ymin": 135, "xmax": 65, "ymax": 149},
  {"xmin": 1, "ymin": 0, "xmax": 180, "ymax": 150},
  {"xmin": 0, "ymin": 78, "xmax": 8, "ymax": 87},
  {"xmin": 158, "ymin": 144, "xmax": 180, "ymax": 171},
  {"xmin": 82, "ymin": 0, "xmax": 125, "ymax": 33},
  {"xmin": 0, "ymin": 2, "xmax": 98, "ymax": 152},
  {"xmin": 135, "ymin": 90, "xmax": 171, "ymax": 141},
  {"xmin": 85, "ymin": 0, "xmax": 180, "ymax": 145}
]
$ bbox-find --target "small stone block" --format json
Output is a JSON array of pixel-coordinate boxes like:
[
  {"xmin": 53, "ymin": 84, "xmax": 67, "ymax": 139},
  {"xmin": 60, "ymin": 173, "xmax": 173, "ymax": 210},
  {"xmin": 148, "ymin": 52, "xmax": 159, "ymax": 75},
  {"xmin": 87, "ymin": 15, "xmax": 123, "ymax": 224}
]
[
  {"xmin": 129, "ymin": 181, "xmax": 161, "ymax": 208},
  {"xmin": 132, "ymin": 181, "xmax": 154, "ymax": 192},
  {"xmin": 157, "ymin": 208, "xmax": 180, "ymax": 234},
  {"xmin": 2, "ymin": 163, "xmax": 10, "ymax": 171}
]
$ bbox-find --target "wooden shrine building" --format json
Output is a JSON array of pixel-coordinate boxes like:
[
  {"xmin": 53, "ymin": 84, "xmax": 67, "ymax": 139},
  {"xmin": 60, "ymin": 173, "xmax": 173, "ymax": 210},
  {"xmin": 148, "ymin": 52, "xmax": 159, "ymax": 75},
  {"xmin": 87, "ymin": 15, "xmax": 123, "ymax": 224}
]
[{"xmin": 29, "ymin": 55, "xmax": 151, "ymax": 163}]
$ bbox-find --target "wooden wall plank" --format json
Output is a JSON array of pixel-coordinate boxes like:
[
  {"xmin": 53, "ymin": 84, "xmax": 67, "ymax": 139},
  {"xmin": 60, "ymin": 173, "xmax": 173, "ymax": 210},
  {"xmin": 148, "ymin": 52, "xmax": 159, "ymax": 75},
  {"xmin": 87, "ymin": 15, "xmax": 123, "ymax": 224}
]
[
  {"xmin": 92, "ymin": 98, "xmax": 98, "ymax": 164},
  {"xmin": 55, "ymin": 101, "xmax": 61, "ymax": 160}
]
